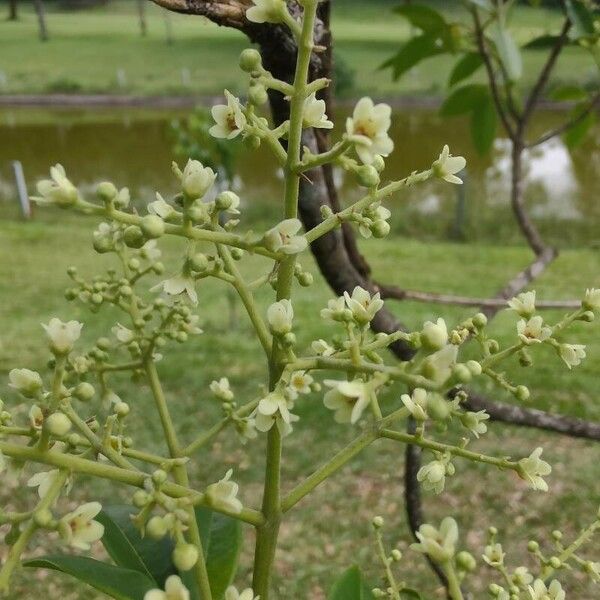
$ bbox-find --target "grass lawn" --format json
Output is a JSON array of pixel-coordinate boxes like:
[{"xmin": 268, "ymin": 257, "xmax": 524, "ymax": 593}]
[
  {"xmin": 0, "ymin": 1, "xmax": 598, "ymax": 97},
  {"xmin": 0, "ymin": 207, "xmax": 599, "ymax": 599}
]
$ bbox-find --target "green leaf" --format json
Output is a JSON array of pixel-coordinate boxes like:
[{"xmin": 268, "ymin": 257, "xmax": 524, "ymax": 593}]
[
  {"xmin": 24, "ymin": 556, "xmax": 156, "ymax": 600},
  {"xmin": 523, "ymin": 34, "xmax": 563, "ymax": 49},
  {"xmin": 549, "ymin": 84, "xmax": 588, "ymax": 102},
  {"xmin": 196, "ymin": 506, "xmax": 242, "ymax": 599},
  {"xmin": 98, "ymin": 506, "xmax": 176, "ymax": 586},
  {"xmin": 448, "ymin": 52, "xmax": 484, "ymax": 86},
  {"xmin": 564, "ymin": 109, "xmax": 596, "ymax": 148},
  {"xmin": 565, "ymin": 0, "xmax": 596, "ymax": 40},
  {"xmin": 440, "ymin": 84, "xmax": 488, "ymax": 116},
  {"xmin": 328, "ymin": 565, "xmax": 374, "ymax": 600},
  {"xmin": 393, "ymin": 4, "xmax": 446, "ymax": 33},
  {"xmin": 380, "ymin": 34, "xmax": 444, "ymax": 80},
  {"xmin": 490, "ymin": 22, "xmax": 523, "ymax": 81},
  {"xmin": 471, "ymin": 92, "xmax": 498, "ymax": 155}
]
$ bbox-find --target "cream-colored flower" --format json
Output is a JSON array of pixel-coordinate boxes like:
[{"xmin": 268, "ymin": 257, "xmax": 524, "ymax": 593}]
[
  {"xmin": 421, "ymin": 318, "xmax": 448, "ymax": 351},
  {"xmin": 583, "ymin": 288, "xmax": 600, "ymax": 312},
  {"xmin": 225, "ymin": 586, "xmax": 258, "ymax": 600},
  {"xmin": 60, "ymin": 502, "xmax": 104, "ymax": 550},
  {"xmin": 8, "ymin": 368, "xmax": 43, "ymax": 397},
  {"xmin": 205, "ymin": 469, "xmax": 243, "ymax": 514},
  {"xmin": 148, "ymin": 194, "xmax": 177, "ymax": 220},
  {"xmin": 345, "ymin": 97, "xmax": 394, "ymax": 165},
  {"xmin": 246, "ymin": 0, "xmax": 286, "ymax": 24},
  {"xmin": 112, "ymin": 322, "xmax": 135, "ymax": 344},
  {"xmin": 153, "ymin": 274, "xmax": 198, "ymax": 305},
  {"xmin": 254, "ymin": 390, "xmax": 298, "ymax": 436},
  {"xmin": 144, "ymin": 575, "xmax": 190, "ymax": 600},
  {"xmin": 517, "ymin": 316, "xmax": 551, "ymax": 345},
  {"xmin": 518, "ymin": 447, "xmax": 551, "ymax": 492},
  {"xmin": 210, "ymin": 377, "xmax": 234, "ymax": 402},
  {"xmin": 323, "ymin": 379, "xmax": 371, "ymax": 424},
  {"xmin": 420, "ymin": 344, "xmax": 458, "ymax": 385},
  {"xmin": 432, "ymin": 145, "xmax": 466, "ymax": 185},
  {"xmin": 401, "ymin": 388, "xmax": 428, "ymax": 421},
  {"xmin": 32, "ymin": 164, "xmax": 78, "ymax": 207},
  {"xmin": 411, "ymin": 517, "xmax": 459, "ymax": 563},
  {"xmin": 210, "ymin": 91, "xmax": 247, "ymax": 139},
  {"xmin": 507, "ymin": 291, "xmax": 536, "ymax": 318},
  {"xmin": 343, "ymin": 286, "xmax": 384, "ymax": 325},
  {"xmin": 287, "ymin": 371, "xmax": 313, "ymax": 398},
  {"xmin": 482, "ymin": 542, "xmax": 505, "ymax": 567},
  {"xmin": 417, "ymin": 457, "xmax": 454, "ymax": 495},
  {"xmin": 29, "ymin": 404, "xmax": 45, "ymax": 430},
  {"xmin": 303, "ymin": 92, "xmax": 333, "ymax": 129},
  {"xmin": 558, "ymin": 343, "xmax": 586, "ymax": 369},
  {"xmin": 267, "ymin": 299, "xmax": 294, "ymax": 334},
  {"xmin": 528, "ymin": 579, "xmax": 565, "ymax": 600},
  {"xmin": 179, "ymin": 159, "xmax": 217, "ymax": 199},
  {"xmin": 263, "ymin": 218, "xmax": 308, "ymax": 255},
  {"xmin": 42, "ymin": 318, "xmax": 83, "ymax": 355},
  {"xmin": 320, "ymin": 296, "xmax": 348, "ymax": 322},
  {"xmin": 27, "ymin": 469, "xmax": 67, "ymax": 500},
  {"xmin": 460, "ymin": 410, "xmax": 489, "ymax": 438},
  {"xmin": 311, "ymin": 339, "xmax": 335, "ymax": 356}
]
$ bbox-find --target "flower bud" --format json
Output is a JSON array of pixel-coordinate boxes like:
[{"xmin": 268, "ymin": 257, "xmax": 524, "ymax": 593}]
[
  {"xmin": 123, "ymin": 225, "xmax": 146, "ymax": 249},
  {"xmin": 579, "ymin": 310, "xmax": 595, "ymax": 322},
  {"xmin": 466, "ymin": 360, "xmax": 482, "ymax": 376},
  {"xmin": 249, "ymin": 83, "xmax": 269, "ymax": 105},
  {"xmin": 190, "ymin": 253, "xmax": 209, "ymax": 272},
  {"xmin": 152, "ymin": 469, "xmax": 168, "ymax": 486},
  {"xmin": 452, "ymin": 363, "xmax": 472, "ymax": 383},
  {"xmin": 9, "ymin": 368, "xmax": 43, "ymax": 398},
  {"xmin": 421, "ymin": 318, "xmax": 448, "ymax": 351},
  {"xmin": 215, "ymin": 191, "xmax": 240, "ymax": 214},
  {"xmin": 356, "ymin": 165, "xmax": 380, "ymax": 188},
  {"xmin": 132, "ymin": 490, "xmax": 150, "ymax": 508},
  {"xmin": 96, "ymin": 181, "xmax": 118, "ymax": 203},
  {"xmin": 181, "ymin": 160, "xmax": 216, "ymax": 199},
  {"xmin": 391, "ymin": 549, "xmax": 402, "ymax": 562},
  {"xmin": 141, "ymin": 215, "xmax": 165, "ymax": 239},
  {"xmin": 173, "ymin": 543, "xmax": 199, "ymax": 572},
  {"xmin": 456, "ymin": 551, "xmax": 476, "ymax": 572},
  {"xmin": 549, "ymin": 556, "xmax": 562, "ymax": 569},
  {"xmin": 514, "ymin": 385, "xmax": 530, "ymax": 402},
  {"xmin": 472, "ymin": 312, "xmax": 487, "ymax": 328},
  {"xmin": 146, "ymin": 516, "xmax": 169, "ymax": 540},
  {"xmin": 371, "ymin": 155, "xmax": 385, "ymax": 173},
  {"xmin": 371, "ymin": 220, "xmax": 390, "ymax": 238},
  {"xmin": 73, "ymin": 382, "xmax": 95, "ymax": 402},
  {"xmin": 245, "ymin": 135, "xmax": 261, "ymax": 149},
  {"xmin": 297, "ymin": 272, "xmax": 313, "ymax": 287},
  {"xmin": 239, "ymin": 48, "xmax": 262, "ymax": 73},
  {"xmin": 34, "ymin": 508, "xmax": 54, "ymax": 528},
  {"xmin": 527, "ymin": 540, "xmax": 539, "ymax": 552},
  {"xmin": 372, "ymin": 516, "xmax": 384, "ymax": 529},
  {"xmin": 114, "ymin": 402, "xmax": 130, "ymax": 417},
  {"xmin": 45, "ymin": 412, "xmax": 72, "ymax": 437}
]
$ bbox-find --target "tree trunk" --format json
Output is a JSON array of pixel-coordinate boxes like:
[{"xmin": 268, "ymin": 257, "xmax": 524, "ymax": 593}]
[
  {"xmin": 137, "ymin": 0, "xmax": 147, "ymax": 36},
  {"xmin": 33, "ymin": 0, "xmax": 48, "ymax": 41},
  {"xmin": 8, "ymin": 0, "xmax": 18, "ymax": 21}
]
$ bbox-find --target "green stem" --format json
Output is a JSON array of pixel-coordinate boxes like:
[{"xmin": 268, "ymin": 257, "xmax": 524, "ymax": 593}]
[{"xmin": 442, "ymin": 562, "xmax": 464, "ymax": 600}]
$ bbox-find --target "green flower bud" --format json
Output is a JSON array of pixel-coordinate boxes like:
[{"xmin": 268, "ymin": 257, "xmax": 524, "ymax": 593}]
[
  {"xmin": 356, "ymin": 165, "xmax": 380, "ymax": 188},
  {"xmin": 231, "ymin": 248, "xmax": 244, "ymax": 260},
  {"xmin": 282, "ymin": 332, "xmax": 296, "ymax": 347},
  {"xmin": 245, "ymin": 135, "xmax": 261, "ymax": 149},
  {"xmin": 73, "ymin": 382, "xmax": 95, "ymax": 402},
  {"xmin": 96, "ymin": 337, "xmax": 111, "ymax": 350},
  {"xmin": 173, "ymin": 543, "xmax": 199, "ymax": 572},
  {"xmin": 93, "ymin": 236, "xmax": 113, "ymax": 254},
  {"xmin": 579, "ymin": 310, "xmax": 595, "ymax": 322},
  {"xmin": 427, "ymin": 393, "xmax": 451, "ymax": 422},
  {"xmin": 391, "ymin": 549, "xmax": 402, "ymax": 562},
  {"xmin": 488, "ymin": 339, "xmax": 500, "ymax": 354},
  {"xmin": 96, "ymin": 181, "xmax": 118, "ymax": 203},
  {"xmin": 123, "ymin": 225, "xmax": 146, "ymax": 248},
  {"xmin": 551, "ymin": 530, "xmax": 562, "ymax": 540},
  {"xmin": 146, "ymin": 516, "xmax": 169, "ymax": 540},
  {"xmin": 372, "ymin": 516, "xmax": 384, "ymax": 529},
  {"xmin": 518, "ymin": 348, "xmax": 533, "ymax": 367},
  {"xmin": 114, "ymin": 402, "xmax": 130, "ymax": 417},
  {"xmin": 515, "ymin": 385, "xmax": 530, "ymax": 402},
  {"xmin": 45, "ymin": 412, "xmax": 72, "ymax": 437},
  {"xmin": 549, "ymin": 556, "xmax": 562, "ymax": 569},
  {"xmin": 189, "ymin": 253, "xmax": 209, "ymax": 272},
  {"xmin": 371, "ymin": 155, "xmax": 385, "ymax": 173},
  {"xmin": 249, "ymin": 83, "xmax": 269, "ymax": 105},
  {"xmin": 152, "ymin": 469, "xmax": 168, "ymax": 486},
  {"xmin": 452, "ymin": 363, "xmax": 472, "ymax": 383},
  {"xmin": 472, "ymin": 312, "xmax": 488, "ymax": 328},
  {"xmin": 456, "ymin": 551, "xmax": 476, "ymax": 572},
  {"xmin": 215, "ymin": 191, "xmax": 240, "ymax": 213},
  {"xmin": 527, "ymin": 540, "xmax": 539, "ymax": 552},
  {"xmin": 371, "ymin": 220, "xmax": 390, "ymax": 238},
  {"xmin": 297, "ymin": 272, "xmax": 313, "ymax": 287},
  {"xmin": 141, "ymin": 215, "xmax": 165, "ymax": 239},
  {"xmin": 132, "ymin": 490, "xmax": 150, "ymax": 508},
  {"xmin": 466, "ymin": 360, "xmax": 482, "ymax": 376},
  {"xmin": 239, "ymin": 48, "xmax": 262, "ymax": 73},
  {"xmin": 67, "ymin": 433, "xmax": 81, "ymax": 446},
  {"xmin": 34, "ymin": 508, "xmax": 54, "ymax": 528}
]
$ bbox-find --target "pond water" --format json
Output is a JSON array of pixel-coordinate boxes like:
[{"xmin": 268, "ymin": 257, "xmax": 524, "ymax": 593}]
[{"xmin": 1, "ymin": 105, "xmax": 599, "ymax": 247}]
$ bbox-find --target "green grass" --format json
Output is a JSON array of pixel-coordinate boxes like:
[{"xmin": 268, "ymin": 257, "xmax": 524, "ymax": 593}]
[
  {"xmin": 1, "ymin": 209, "xmax": 599, "ymax": 599},
  {"xmin": 0, "ymin": 1, "xmax": 598, "ymax": 97}
]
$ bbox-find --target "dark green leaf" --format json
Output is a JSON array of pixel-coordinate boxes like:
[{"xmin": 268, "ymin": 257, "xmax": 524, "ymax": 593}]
[
  {"xmin": 380, "ymin": 34, "xmax": 444, "ymax": 80},
  {"xmin": 196, "ymin": 506, "xmax": 242, "ymax": 599},
  {"xmin": 401, "ymin": 588, "xmax": 424, "ymax": 599},
  {"xmin": 490, "ymin": 22, "xmax": 523, "ymax": 81},
  {"xmin": 440, "ymin": 84, "xmax": 488, "ymax": 116},
  {"xmin": 550, "ymin": 84, "xmax": 588, "ymax": 102},
  {"xmin": 448, "ymin": 52, "xmax": 484, "ymax": 86},
  {"xmin": 471, "ymin": 92, "xmax": 498, "ymax": 155},
  {"xmin": 564, "ymin": 109, "xmax": 596, "ymax": 148},
  {"xmin": 24, "ymin": 556, "xmax": 156, "ymax": 600},
  {"xmin": 99, "ymin": 506, "xmax": 176, "ymax": 586},
  {"xmin": 393, "ymin": 4, "xmax": 446, "ymax": 33},
  {"xmin": 328, "ymin": 565, "xmax": 374, "ymax": 600},
  {"xmin": 523, "ymin": 34, "xmax": 562, "ymax": 49},
  {"xmin": 565, "ymin": 0, "xmax": 596, "ymax": 40}
]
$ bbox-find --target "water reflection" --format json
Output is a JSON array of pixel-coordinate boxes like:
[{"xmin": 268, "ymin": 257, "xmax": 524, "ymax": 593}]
[{"xmin": 0, "ymin": 106, "xmax": 598, "ymax": 246}]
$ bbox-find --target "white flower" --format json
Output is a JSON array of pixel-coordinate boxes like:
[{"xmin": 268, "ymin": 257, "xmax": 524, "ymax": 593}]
[
  {"xmin": 217, "ymin": 191, "xmax": 241, "ymax": 215},
  {"xmin": 267, "ymin": 299, "xmax": 294, "ymax": 334},
  {"xmin": 528, "ymin": 579, "xmax": 565, "ymax": 600},
  {"xmin": 512, "ymin": 566, "xmax": 534, "ymax": 586},
  {"xmin": 33, "ymin": 164, "xmax": 78, "ymax": 207},
  {"xmin": 205, "ymin": 469, "xmax": 243, "ymax": 514},
  {"xmin": 345, "ymin": 97, "xmax": 394, "ymax": 165},
  {"xmin": 508, "ymin": 291, "xmax": 536, "ymax": 318},
  {"xmin": 558, "ymin": 343, "xmax": 586, "ymax": 369},
  {"xmin": 153, "ymin": 274, "xmax": 198, "ymax": 305},
  {"xmin": 303, "ymin": 92, "xmax": 333, "ymax": 129},
  {"xmin": 417, "ymin": 457, "xmax": 454, "ymax": 494},
  {"xmin": 287, "ymin": 371, "xmax": 313, "ymax": 399},
  {"xmin": 583, "ymin": 288, "xmax": 600, "ymax": 312},
  {"xmin": 144, "ymin": 575, "xmax": 190, "ymax": 600},
  {"xmin": 482, "ymin": 543, "xmax": 505, "ymax": 567},
  {"xmin": 29, "ymin": 404, "xmax": 45, "ymax": 430},
  {"xmin": 8, "ymin": 368, "xmax": 43, "ymax": 397},
  {"xmin": 182, "ymin": 314, "xmax": 203, "ymax": 335},
  {"xmin": 254, "ymin": 390, "xmax": 298, "ymax": 436},
  {"xmin": 421, "ymin": 318, "xmax": 448, "ymax": 351},
  {"xmin": 263, "ymin": 219, "xmax": 308, "ymax": 255},
  {"xmin": 179, "ymin": 159, "xmax": 217, "ymax": 199},
  {"xmin": 210, "ymin": 377, "xmax": 234, "ymax": 402},
  {"xmin": 60, "ymin": 502, "xmax": 104, "ymax": 550},
  {"xmin": 225, "ymin": 586, "xmax": 258, "ymax": 600},
  {"xmin": 460, "ymin": 410, "xmax": 489, "ymax": 438},
  {"xmin": 421, "ymin": 344, "xmax": 458, "ymax": 384},
  {"xmin": 323, "ymin": 379, "xmax": 371, "ymax": 424},
  {"xmin": 517, "ymin": 316, "xmax": 551, "ymax": 345},
  {"xmin": 518, "ymin": 447, "xmax": 551, "ymax": 492},
  {"xmin": 71, "ymin": 355, "xmax": 92, "ymax": 375},
  {"xmin": 148, "ymin": 194, "xmax": 177, "ymax": 220},
  {"xmin": 246, "ymin": 0, "xmax": 286, "ymax": 24},
  {"xmin": 27, "ymin": 469, "xmax": 65, "ymax": 500},
  {"xmin": 115, "ymin": 187, "xmax": 130, "ymax": 208},
  {"xmin": 311, "ymin": 339, "xmax": 335, "ymax": 356},
  {"xmin": 343, "ymin": 286, "xmax": 384, "ymax": 325},
  {"xmin": 432, "ymin": 145, "xmax": 466, "ymax": 185},
  {"xmin": 209, "ymin": 90, "xmax": 247, "ymax": 139},
  {"xmin": 112, "ymin": 323, "xmax": 135, "ymax": 344},
  {"xmin": 411, "ymin": 517, "xmax": 459, "ymax": 563},
  {"xmin": 320, "ymin": 296, "xmax": 348, "ymax": 322},
  {"xmin": 401, "ymin": 388, "xmax": 428, "ymax": 421},
  {"xmin": 42, "ymin": 318, "xmax": 83, "ymax": 354}
]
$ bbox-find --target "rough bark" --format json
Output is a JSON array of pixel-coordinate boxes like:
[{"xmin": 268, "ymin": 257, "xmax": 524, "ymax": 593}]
[
  {"xmin": 8, "ymin": 0, "xmax": 18, "ymax": 20},
  {"xmin": 33, "ymin": 0, "xmax": 48, "ymax": 41}
]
